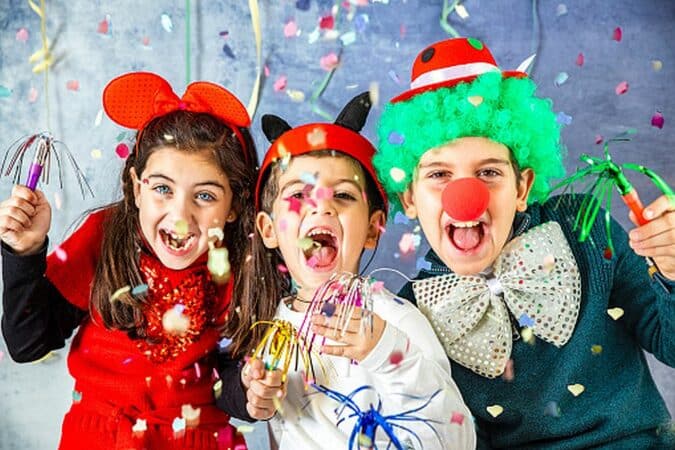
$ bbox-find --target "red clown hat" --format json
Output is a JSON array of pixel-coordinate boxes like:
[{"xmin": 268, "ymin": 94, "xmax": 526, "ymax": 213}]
[{"xmin": 391, "ymin": 37, "xmax": 528, "ymax": 103}]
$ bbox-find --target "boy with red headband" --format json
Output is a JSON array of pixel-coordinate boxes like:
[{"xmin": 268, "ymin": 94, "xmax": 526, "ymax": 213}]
[
  {"xmin": 250, "ymin": 93, "xmax": 475, "ymax": 449},
  {"xmin": 374, "ymin": 37, "xmax": 675, "ymax": 448}
]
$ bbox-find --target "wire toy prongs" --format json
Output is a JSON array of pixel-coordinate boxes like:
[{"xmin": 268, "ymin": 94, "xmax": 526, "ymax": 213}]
[
  {"xmin": 311, "ymin": 383, "xmax": 444, "ymax": 450},
  {"xmin": 1, "ymin": 131, "xmax": 94, "ymax": 198}
]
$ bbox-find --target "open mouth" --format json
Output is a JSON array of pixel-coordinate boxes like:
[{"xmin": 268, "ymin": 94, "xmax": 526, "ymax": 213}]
[
  {"xmin": 159, "ymin": 228, "xmax": 196, "ymax": 254},
  {"xmin": 446, "ymin": 220, "xmax": 485, "ymax": 252},
  {"xmin": 303, "ymin": 228, "xmax": 339, "ymax": 269}
]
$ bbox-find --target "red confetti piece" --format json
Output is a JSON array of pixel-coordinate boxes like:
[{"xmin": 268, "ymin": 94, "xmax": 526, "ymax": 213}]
[
  {"xmin": 389, "ymin": 350, "xmax": 404, "ymax": 365},
  {"xmin": 97, "ymin": 19, "xmax": 109, "ymax": 34},
  {"xmin": 603, "ymin": 247, "xmax": 613, "ymax": 260},
  {"xmin": 319, "ymin": 15, "xmax": 334, "ymax": 30},
  {"xmin": 651, "ymin": 111, "xmax": 664, "ymax": 129},
  {"xmin": 612, "ymin": 27, "xmax": 622, "ymax": 41},
  {"xmin": 115, "ymin": 143, "xmax": 130, "ymax": 159},
  {"xmin": 595, "ymin": 135, "xmax": 603, "ymax": 145},
  {"xmin": 576, "ymin": 52, "xmax": 584, "ymax": 67},
  {"xmin": 273, "ymin": 76, "xmax": 287, "ymax": 92},
  {"xmin": 450, "ymin": 411, "xmax": 465, "ymax": 425},
  {"xmin": 66, "ymin": 80, "xmax": 80, "ymax": 91},
  {"xmin": 16, "ymin": 28, "xmax": 29, "ymax": 42},
  {"xmin": 615, "ymin": 81, "xmax": 629, "ymax": 95}
]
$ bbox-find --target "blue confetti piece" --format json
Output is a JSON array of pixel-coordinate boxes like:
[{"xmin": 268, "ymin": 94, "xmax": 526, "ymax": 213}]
[
  {"xmin": 544, "ymin": 401, "xmax": 560, "ymax": 417},
  {"xmin": 300, "ymin": 171, "xmax": 317, "ymax": 185},
  {"xmin": 222, "ymin": 43, "xmax": 235, "ymax": 59},
  {"xmin": 354, "ymin": 14, "xmax": 370, "ymax": 33},
  {"xmin": 218, "ymin": 337, "xmax": 233, "ymax": 350},
  {"xmin": 388, "ymin": 131, "xmax": 405, "ymax": 145},
  {"xmin": 416, "ymin": 257, "xmax": 431, "ymax": 271},
  {"xmin": 72, "ymin": 390, "xmax": 82, "ymax": 402},
  {"xmin": 131, "ymin": 284, "xmax": 148, "ymax": 296},
  {"xmin": 388, "ymin": 70, "xmax": 401, "ymax": 85},
  {"xmin": 554, "ymin": 72, "xmax": 569, "ymax": 86},
  {"xmin": 0, "ymin": 85, "xmax": 11, "ymax": 98},
  {"xmin": 296, "ymin": 0, "xmax": 310, "ymax": 11},
  {"xmin": 321, "ymin": 303, "xmax": 336, "ymax": 317},
  {"xmin": 518, "ymin": 313, "xmax": 535, "ymax": 328},
  {"xmin": 394, "ymin": 211, "xmax": 410, "ymax": 225},
  {"xmin": 556, "ymin": 111, "xmax": 572, "ymax": 126}
]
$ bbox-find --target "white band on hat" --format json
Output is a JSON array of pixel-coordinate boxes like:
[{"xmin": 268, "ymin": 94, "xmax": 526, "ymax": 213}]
[{"xmin": 410, "ymin": 62, "xmax": 500, "ymax": 90}]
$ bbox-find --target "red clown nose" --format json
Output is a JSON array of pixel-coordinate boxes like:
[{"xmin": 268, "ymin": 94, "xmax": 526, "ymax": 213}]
[{"xmin": 441, "ymin": 178, "xmax": 490, "ymax": 221}]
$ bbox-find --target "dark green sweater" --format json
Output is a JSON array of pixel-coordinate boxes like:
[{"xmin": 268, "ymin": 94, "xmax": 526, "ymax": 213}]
[{"xmin": 399, "ymin": 195, "xmax": 675, "ymax": 449}]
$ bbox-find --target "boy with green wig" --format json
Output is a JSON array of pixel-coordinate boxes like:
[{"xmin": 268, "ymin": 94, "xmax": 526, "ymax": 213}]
[{"xmin": 374, "ymin": 37, "xmax": 675, "ymax": 448}]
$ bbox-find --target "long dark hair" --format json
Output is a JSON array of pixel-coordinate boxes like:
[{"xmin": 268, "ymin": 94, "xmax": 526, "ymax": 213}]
[{"xmin": 90, "ymin": 110, "xmax": 277, "ymax": 357}]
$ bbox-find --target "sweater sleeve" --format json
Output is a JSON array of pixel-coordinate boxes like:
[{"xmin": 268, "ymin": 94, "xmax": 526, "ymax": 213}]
[
  {"xmin": 214, "ymin": 353, "xmax": 256, "ymax": 422},
  {"xmin": 608, "ymin": 216, "xmax": 675, "ymax": 367},
  {"xmin": 359, "ymin": 291, "xmax": 476, "ymax": 450},
  {"xmin": 1, "ymin": 240, "xmax": 86, "ymax": 363}
]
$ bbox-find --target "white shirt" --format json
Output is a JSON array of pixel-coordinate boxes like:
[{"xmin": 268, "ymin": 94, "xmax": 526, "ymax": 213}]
[{"xmin": 269, "ymin": 288, "xmax": 476, "ymax": 450}]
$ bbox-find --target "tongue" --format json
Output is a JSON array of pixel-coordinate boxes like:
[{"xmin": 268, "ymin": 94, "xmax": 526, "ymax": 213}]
[
  {"xmin": 310, "ymin": 246, "xmax": 336, "ymax": 267},
  {"xmin": 452, "ymin": 226, "xmax": 481, "ymax": 251}
]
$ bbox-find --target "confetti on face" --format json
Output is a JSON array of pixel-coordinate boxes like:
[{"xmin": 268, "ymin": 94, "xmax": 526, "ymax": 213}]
[
  {"xmin": 615, "ymin": 81, "xmax": 629, "ymax": 95},
  {"xmin": 161, "ymin": 13, "xmax": 173, "ymax": 32},
  {"xmin": 284, "ymin": 20, "xmax": 298, "ymax": 38},
  {"xmin": 286, "ymin": 89, "xmax": 305, "ymax": 102},
  {"xmin": 607, "ymin": 307, "xmax": 624, "ymax": 320},
  {"xmin": 297, "ymin": 237, "xmax": 316, "ymax": 251},
  {"xmin": 554, "ymin": 72, "xmax": 569, "ymax": 86},
  {"xmin": 576, "ymin": 52, "xmax": 584, "ymax": 66},
  {"xmin": 285, "ymin": 196, "xmax": 303, "ymax": 214},
  {"xmin": 612, "ymin": 26, "xmax": 622, "ymax": 41},
  {"xmin": 389, "ymin": 167, "xmax": 406, "ymax": 183},
  {"xmin": 567, "ymin": 383, "xmax": 585, "ymax": 397},
  {"xmin": 591, "ymin": 344, "xmax": 603, "ymax": 355},
  {"xmin": 174, "ymin": 219, "xmax": 189, "ymax": 237},
  {"xmin": 467, "ymin": 95, "xmax": 483, "ymax": 106},
  {"xmin": 651, "ymin": 60, "xmax": 663, "ymax": 71},
  {"xmin": 315, "ymin": 186, "xmax": 333, "ymax": 200},
  {"xmin": 66, "ymin": 80, "xmax": 80, "ymax": 91},
  {"xmin": 273, "ymin": 75, "xmax": 287, "ymax": 92},
  {"xmin": 307, "ymin": 255, "xmax": 319, "ymax": 268},
  {"xmin": 115, "ymin": 143, "xmax": 130, "ymax": 159},
  {"xmin": 16, "ymin": 27, "xmax": 29, "ymax": 42},
  {"xmin": 651, "ymin": 111, "xmax": 664, "ymax": 129},
  {"xmin": 450, "ymin": 411, "xmax": 465, "ymax": 425},
  {"xmin": 486, "ymin": 404, "xmax": 504, "ymax": 418}
]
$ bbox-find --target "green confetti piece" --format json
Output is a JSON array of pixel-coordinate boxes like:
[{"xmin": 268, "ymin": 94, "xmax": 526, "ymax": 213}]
[{"xmin": 467, "ymin": 37, "xmax": 484, "ymax": 50}]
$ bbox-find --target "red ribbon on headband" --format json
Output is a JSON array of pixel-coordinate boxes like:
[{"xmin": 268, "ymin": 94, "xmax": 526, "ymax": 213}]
[{"xmin": 102, "ymin": 72, "xmax": 251, "ymax": 154}]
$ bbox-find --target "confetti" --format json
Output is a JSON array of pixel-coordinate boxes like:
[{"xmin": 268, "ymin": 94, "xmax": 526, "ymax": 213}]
[
  {"xmin": 389, "ymin": 167, "xmax": 406, "ymax": 183},
  {"xmin": 97, "ymin": 17, "xmax": 109, "ymax": 34},
  {"xmin": 595, "ymin": 135, "xmax": 603, "ymax": 145},
  {"xmin": 612, "ymin": 27, "xmax": 622, "ymax": 42},
  {"xmin": 398, "ymin": 232, "xmax": 419, "ymax": 255},
  {"xmin": 162, "ymin": 306, "xmax": 190, "ymax": 335},
  {"xmin": 286, "ymin": 89, "xmax": 305, "ymax": 102},
  {"xmin": 111, "ymin": 285, "xmax": 131, "ymax": 302},
  {"xmin": 296, "ymin": 0, "xmax": 310, "ymax": 11},
  {"xmin": 112, "ymin": 142, "xmax": 129, "ymax": 159},
  {"xmin": 450, "ymin": 411, "xmax": 465, "ymax": 425},
  {"xmin": 393, "ymin": 212, "xmax": 409, "ymax": 225},
  {"xmin": 132, "ymin": 418, "xmax": 147, "ymax": 436},
  {"xmin": 340, "ymin": 31, "xmax": 356, "ymax": 46},
  {"xmin": 315, "ymin": 187, "xmax": 333, "ymax": 200},
  {"xmin": 521, "ymin": 327, "xmax": 535, "ymax": 344},
  {"xmin": 615, "ymin": 81, "xmax": 629, "ymax": 95},
  {"xmin": 307, "ymin": 128, "xmax": 327, "ymax": 147},
  {"xmin": 273, "ymin": 76, "xmax": 287, "ymax": 92},
  {"xmin": 0, "ymin": 350, "xmax": 3, "ymax": 363},
  {"xmin": 567, "ymin": 383, "xmax": 585, "ymax": 397},
  {"xmin": 319, "ymin": 15, "xmax": 334, "ymax": 30},
  {"xmin": 307, "ymin": 255, "xmax": 319, "ymax": 268},
  {"xmin": 576, "ymin": 52, "xmax": 584, "ymax": 66},
  {"xmin": 321, "ymin": 302, "xmax": 336, "ymax": 317},
  {"xmin": 208, "ymin": 227, "xmax": 225, "ymax": 243},
  {"xmin": 181, "ymin": 404, "xmax": 201, "ymax": 427},
  {"xmin": 222, "ymin": 44, "xmax": 235, "ymax": 59},
  {"xmin": 320, "ymin": 52, "xmax": 339, "ymax": 71},
  {"xmin": 284, "ymin": 20, "xmax": 298, "ymax": 38},
  {"xmin": 603, "ymin": 247, "xmax": 613, "ymax": 260},
  {"xmin": 371, "ymin": 280, "xmax": 385, "ymax": 293},
  {"xmin": 307, "ymin": 27, "xmax": 320, "ymax": 44},
  {"xmin": 0, "ymin": 86, "xmax": 12, "ymax": 98},
  {"xmin": 518, "ymin": 313, "xmax": 535, "ymax": 328},
  {"xmin": 607, "ymin": 307, "xmax": 624, "ymax": 320},
  {"xmin": 354, "ymin": 14, "xmax": 370, "ymax": 33},
  {"xmin": 90, "ymin": 149, "xmax": 102, "ymax": 159},
  {"xmin": 28, "ymin": 87, "xmax": 38, "ymax": 103},
  {"xmin": 542, "ymin": 254, "xmax": 556, "ymax": 273},
  {"xmin": 357, "ymin": 434, "xmax": 372, "ymax": 447},
  {"xmin": 218, "ymin": 337, "xmax": 233, "ymax": 350},
  {"xmin": 131, "ymin": 284, "xmax": 148, "ymax": 297},
  {"xmin": 556, "ymin": 4, "xmax": 568, "ymax": 16},
  {"xmin": 502, "ymin": 359, "xmax": 515, "ymax": 381},
  {"xmin": 175, "ymin": 219, "xmax": 189, "ymax": 236},
  {"xmin": 54, "ymin": 192, "xmax": 63, "ymax": 210},
  {"xmin": 556, "ymin": 111, "xmax": 572, "ymax": 126},
  {"xmin": 544, "ymin": 401, "xmax": 560, "ymax": 417},
  {"xmin": 142, "ymin": 36, "xmax": 151, "ymax": 47},
  {"xmin": 416, "ymin": 257, "xmax": 431, "ymax": 271},
  {"xmin": 161, "ymin": 13, "xmax": 173, "ymax": 32},
  {"xmin": 467, "ymin": 95, "xmax": 483, "ymax": 106},
  {"xmin": 591, "ymin": 344, "xmax": 603, "ymax": 355},
  {"xmin": 554, "ymin": 72, "xmax": 569, "ymax": 86},
  {"xmin": 486, "ymin": 404, "xmax": 504, "ymax": 418},
  {"xmin": 16, "ymin": 28, "xmax": 29, "ymax": 42},
  {"xmin": 389, "ymin": 350, "xmax": 404, "ymax": 365},
  {"xmin": 172, "ymin": 417, "xmax": 186, "ymax": 438},
  {"xmin": 277, "ymin": 263, "xmax": 289, "ymax": 273},
  {"xmin": 66, "ymin": 80, "xmax": 80, "ymax": 91},
  {"xmin": 297, "ymin": 237, "xmax": 316, "ymax": 250},
  {"xmin": 208, "ymin": 247, "xmax": 231, "ymax": 283},
  {"xmin": 94, "ymin": 109, "xmax": 103, "ymax": 127},
  {"xmin": 651, "ymin": 111, "xmax": 664, "ymax": 129},
  {"xmin": 213, "ymin": 379, "xmax": 223, "ymax": 398},
  {"xmin": 651, "ymin": 60, "xmax": 663, "ymax": 71},
  {"xmin": 236, "ymin": 425, "xmax": 255, "ymax": 434},
  {"xmin": 388, "ymin": 70, "xmax": 401, "ymax": 85}
]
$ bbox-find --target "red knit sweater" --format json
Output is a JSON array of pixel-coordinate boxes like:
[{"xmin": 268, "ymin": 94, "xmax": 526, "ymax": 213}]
[{"xmin": 45, "ymin": 209, "xmax": 246, "ymax": 450}]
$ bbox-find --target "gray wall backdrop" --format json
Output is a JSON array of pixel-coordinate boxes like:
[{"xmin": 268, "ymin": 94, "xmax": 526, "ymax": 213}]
[{"xmin": 1, "ymin": 1, "xmax": 673, "ymax": 449}]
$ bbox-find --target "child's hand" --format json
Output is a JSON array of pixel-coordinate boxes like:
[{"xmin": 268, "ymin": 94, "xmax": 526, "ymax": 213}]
[
  {"xmin": 310, "ymin": 306, "xmax": 386, "ymax": 362},
  {"xmin": 0, "ymin": 185, "xmax": 51, "ymax": 255},
  {"xmin": 241, "ymin": 358, "xmax": 286, "ymax": 420},
  {"xmin": 628, "ymin": 194, "xmax": 675, "ymax": 280}
]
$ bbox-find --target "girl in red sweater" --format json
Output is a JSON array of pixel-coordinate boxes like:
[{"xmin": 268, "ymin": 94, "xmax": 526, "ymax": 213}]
[{"xmin": 0, "ymin": 72, "xmax": 282, "ymax": 449}]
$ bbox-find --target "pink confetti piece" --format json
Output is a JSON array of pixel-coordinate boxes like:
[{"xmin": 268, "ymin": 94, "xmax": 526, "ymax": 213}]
[
  {"xmin": 97, "ymin": 18, "xmax": 109, "ymax": 34},
  {"xmin": 319, "ymin": 15, "xmax": 334, "ymax": 30},
  {"xmin": 576, "ymin": 52, "xmax": 584, "ymax": 66},
  {"xmin": 398, "ymin": 233, "xmax": 417, "ymax": 255},
  {"xmin": 651, "ymin": 111, "xmax": 664, "ymax": 129},
  {"xmin": 615, "ymin": 81, "xmax": 629, "ymax": 95},
  {"xmin": 612, "ymin": 27, "xmax": 622, "ymax": 42},
  {"xmin": 28, "ymin": 87, "xmax": 38, "ymax": 103},
  {"xmin": 264, "ymin": 65, "xmax": 270, "ymax": 77},
  {"xmin": 371, "ymin": 280, "xmax": 385, "ymax": 293},
  {"xmin": 142, "ymin": 36, "xmax": 151, "ymax": 47},
  {"xmin": 66, "ymin": 80, "xmax": 80, "ymax": 91},
  {"xmin": 273, "ymin": 75, "xmax": 287, "ymax": 92},
  {"xmin": 320, "ymin": 52, "xmax": 339, "ymax": 71},
  {"xmin": 54, "ymin": 246, "xmax": 68, "ymax": 262},
  {"xmin": 595, "ymin": 135, "xmax": 603, "ymax": 145},
  {"xmin": 0, "ymin": 350, "xmax": 4, "ymax": 362},
  {"xmin": 116, "ymin": 143, "xmax": 130, "ymax": 159},
  {"xmin": 389, "ymin": 350, "xmax": 404, "ymax": 365},
  {"xmin": 284, "ymin": 20, "xmax": 298, "ymax": 38},
  {"xmin": 277, "ymin": 264, "xmax": 289, "ymax": 273},
  {"xmin": 315, "ymin": 187, "xmax": 333, "ymax": 200},
  {"xmin": 450, "ymin": 411, "xmax": 465, "ymax": 425},
  {"xmin": 16, "ymin": 28, "xmax": 29, "ymax": 42}
]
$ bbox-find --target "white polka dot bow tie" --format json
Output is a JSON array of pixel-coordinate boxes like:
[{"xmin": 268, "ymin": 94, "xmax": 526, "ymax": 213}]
[{"xmin": 414, "ymin": 221, "xmax": 581, "ymax": 378}]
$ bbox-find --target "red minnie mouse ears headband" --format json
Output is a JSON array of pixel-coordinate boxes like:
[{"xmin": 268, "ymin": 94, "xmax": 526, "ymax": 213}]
[
  {"xmin": 255, "ymin": 92, "xmax": 387, "ymax": 212},
  {"xmin": 102, "ymin": 72, "xmax": 251, "ymax": 153}
]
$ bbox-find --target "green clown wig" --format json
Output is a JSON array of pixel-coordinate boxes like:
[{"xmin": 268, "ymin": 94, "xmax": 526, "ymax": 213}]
[{"xmin": 374, "ymin": 70, "xmax": 566, "ymax": 213}]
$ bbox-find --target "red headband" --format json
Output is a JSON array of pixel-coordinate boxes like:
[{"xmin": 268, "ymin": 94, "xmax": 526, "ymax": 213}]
[
  {"xmin": 102, "ymin": 72, "xmax": 251, "ymax": 157},
  {"xmin": 255, "ymin": 123, "xmax": 387, "ymax": 211}
]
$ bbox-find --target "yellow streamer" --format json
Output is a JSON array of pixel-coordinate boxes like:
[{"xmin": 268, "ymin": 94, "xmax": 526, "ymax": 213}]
[
  {"xmin": 27, "ymin": 0, "xmax": 52, "ymax": 131},
  {"xmin": 246, "ymin": 0, "xmax": 262, "ymax": 119}
]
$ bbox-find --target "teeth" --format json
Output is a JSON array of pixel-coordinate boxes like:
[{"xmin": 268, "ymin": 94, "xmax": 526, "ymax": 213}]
[
  {"xmin": 453, "ymin": 221, "xmax": 479, "ymax": 228},
  {"xmin": 307, "ymin": 229, "xmax": 335, "ymax": 238}
]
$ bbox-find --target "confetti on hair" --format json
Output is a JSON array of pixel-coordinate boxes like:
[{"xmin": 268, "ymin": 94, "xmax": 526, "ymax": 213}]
[
  {"xmin": 487, "ymin": 404, "xmax": 504, "ymax": 417},
  {"xmin": 389, "ymin": 167, "xmax": 406, "ymax": 183},
  {"xmin": 651, "ymin": 111, "xmax": 664, "ymax": 129},
  {"xmin": 110, "ymin": 285, "xmax": 131, "ymax": 303},
  {"xmin": 607, "ymin": 307, "xmax": 624, "ymax": 320},
  {"xmin": 387, "ymin": 131, "xmax": 405, "ymax": 145},
  {"xmin": 467, "ymin": 95, "xmax": 483, "ymax": 106},
  {"xmin": 567, "ymin": 383, "xmax": 585, "ymax": 397},
  {"xmin": 615, "ymin": 81, "xmax": 629, "ymax": 95}
]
